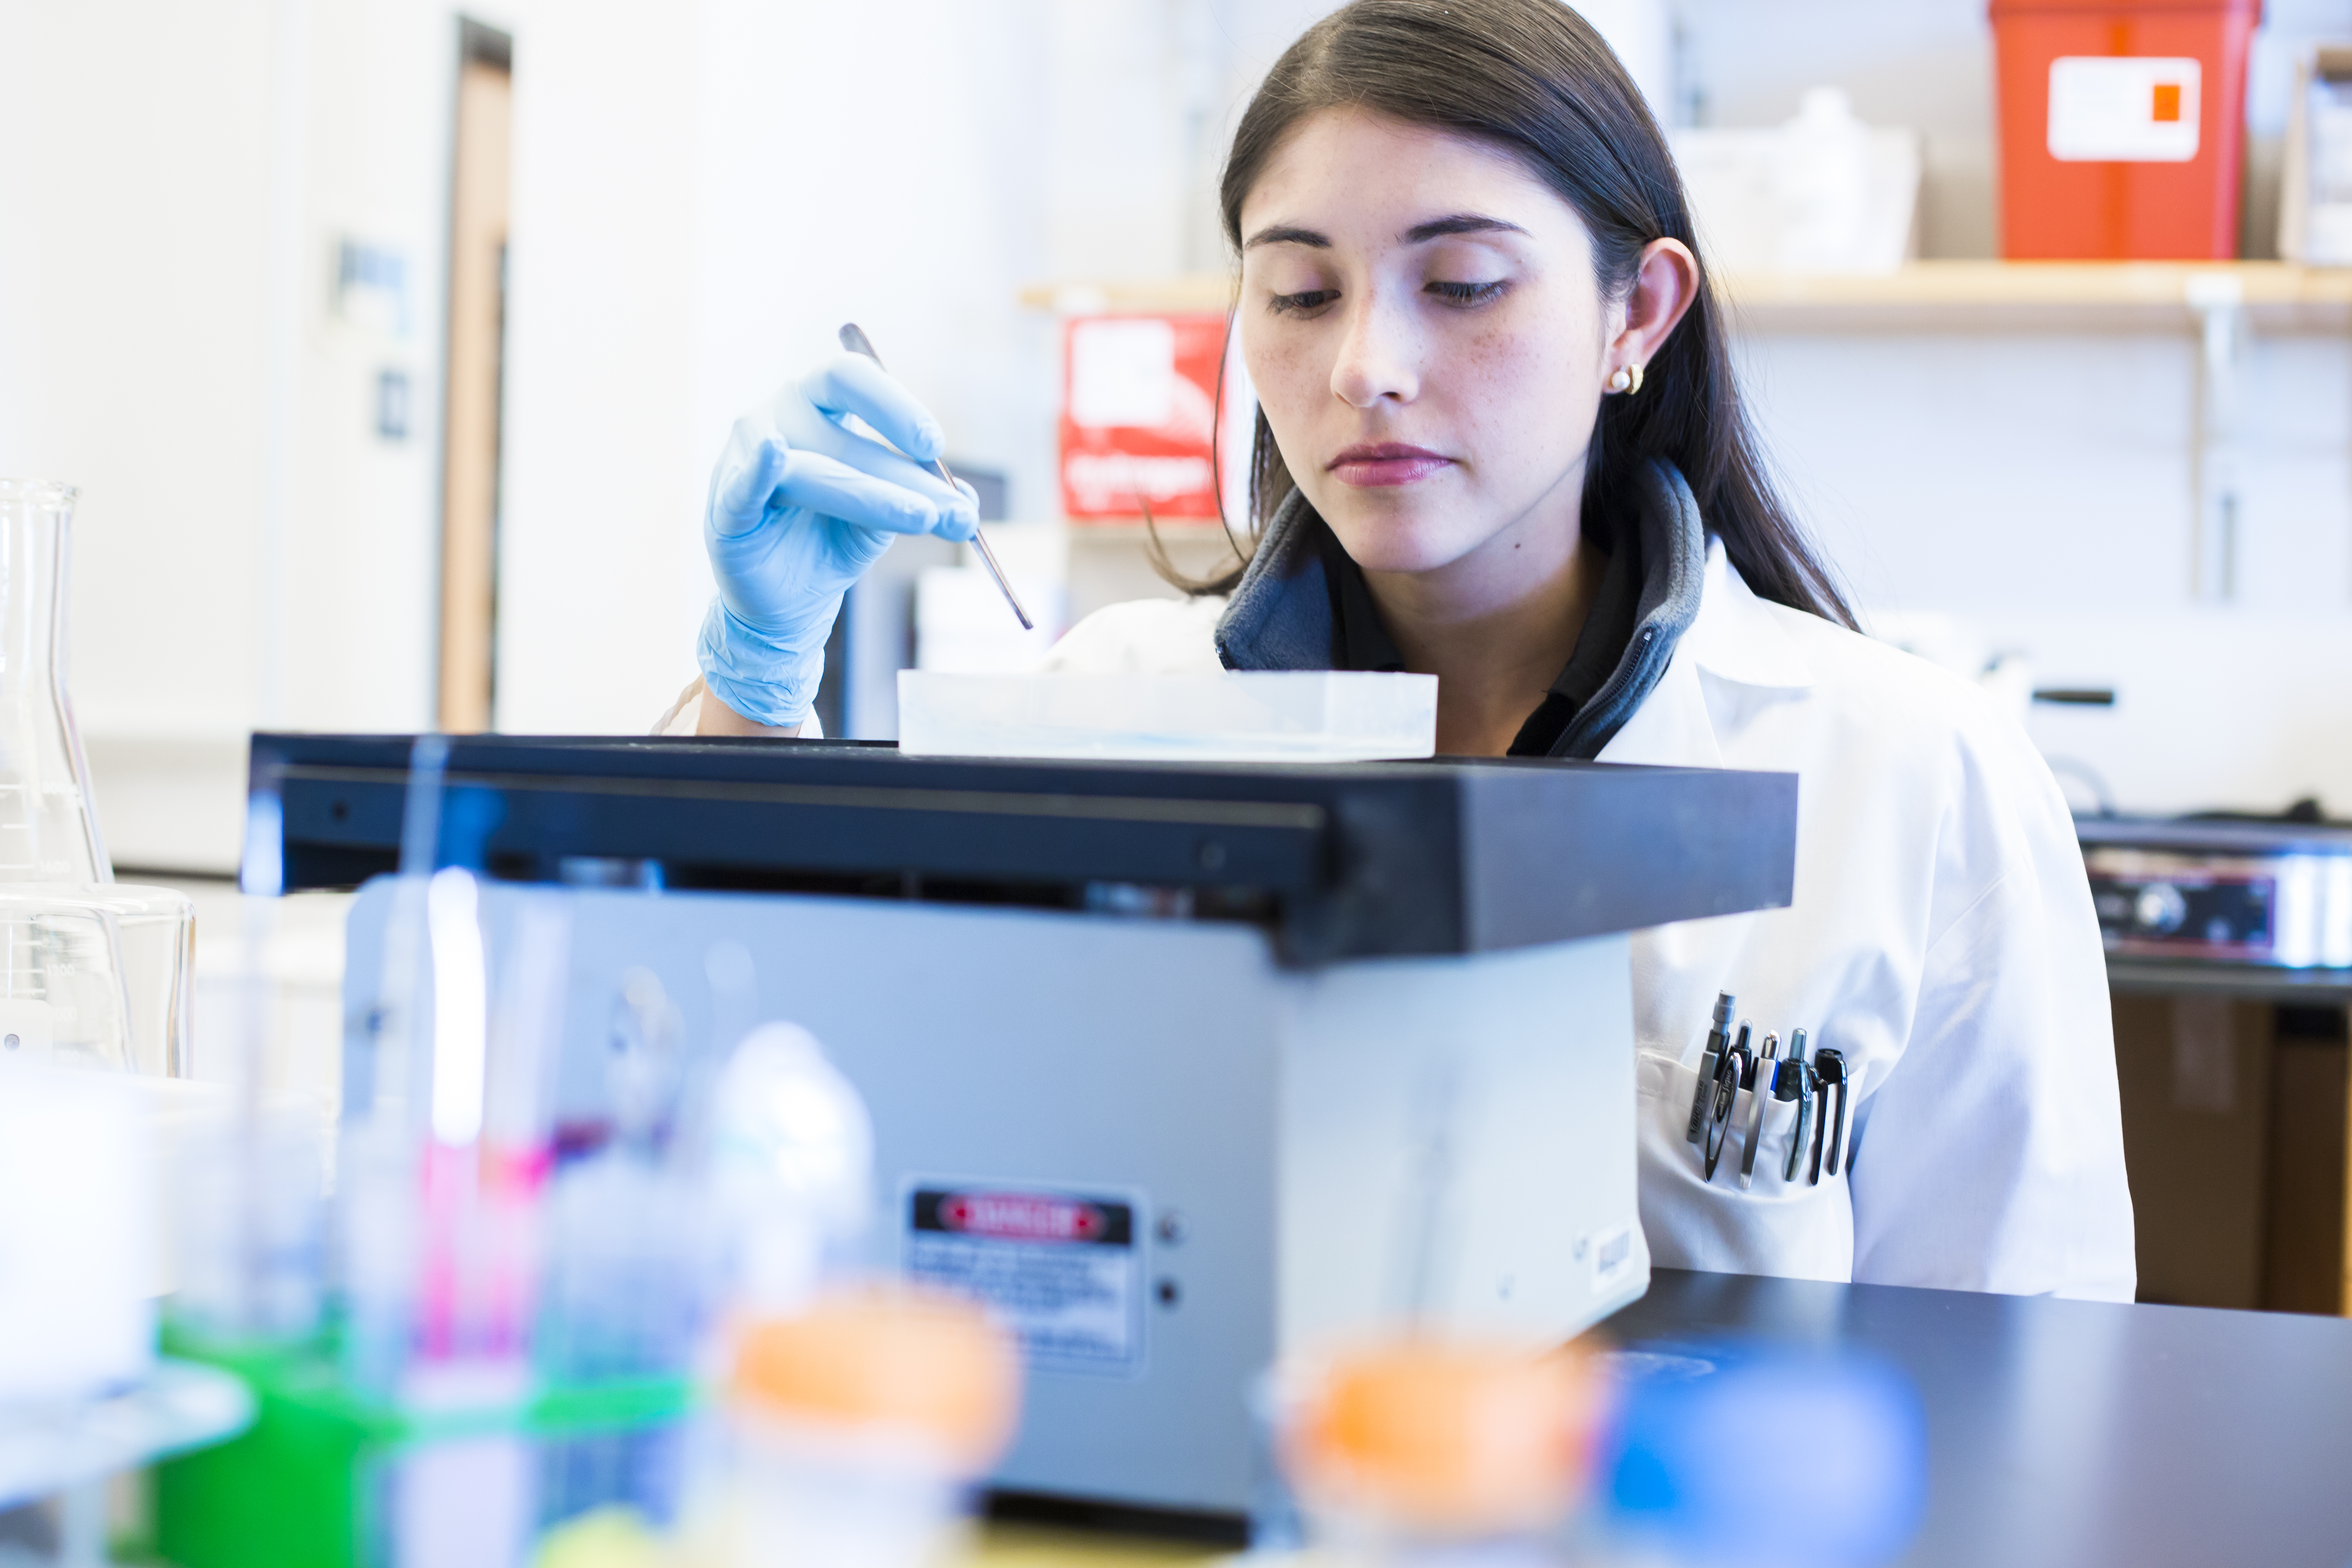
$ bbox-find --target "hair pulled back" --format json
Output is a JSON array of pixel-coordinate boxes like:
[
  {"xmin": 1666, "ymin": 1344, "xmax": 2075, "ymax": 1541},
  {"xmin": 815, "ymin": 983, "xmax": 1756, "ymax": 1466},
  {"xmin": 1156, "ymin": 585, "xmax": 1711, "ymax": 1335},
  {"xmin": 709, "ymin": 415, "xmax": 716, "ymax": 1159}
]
[{"xmin": 1184, "ymin": 0, "xmax": 1853, "ymax": 628}]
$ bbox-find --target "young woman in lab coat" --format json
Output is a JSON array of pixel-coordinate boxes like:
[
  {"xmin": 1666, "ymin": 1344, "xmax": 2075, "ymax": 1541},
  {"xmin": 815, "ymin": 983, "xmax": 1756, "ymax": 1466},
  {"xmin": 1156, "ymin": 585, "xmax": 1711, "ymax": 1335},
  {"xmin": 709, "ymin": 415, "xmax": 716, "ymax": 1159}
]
[{"xmin": 675, "ymin": 0, "xmax": 2136, "ymax": 1301}]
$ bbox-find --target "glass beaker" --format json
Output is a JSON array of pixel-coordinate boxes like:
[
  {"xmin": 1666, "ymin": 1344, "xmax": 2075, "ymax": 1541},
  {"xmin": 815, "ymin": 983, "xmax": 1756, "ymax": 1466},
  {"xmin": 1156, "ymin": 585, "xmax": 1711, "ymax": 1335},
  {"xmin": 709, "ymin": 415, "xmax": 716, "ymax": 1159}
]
[{"xmin": 0, "ymin": 480, "xmax": 194, "ymax": 1075}]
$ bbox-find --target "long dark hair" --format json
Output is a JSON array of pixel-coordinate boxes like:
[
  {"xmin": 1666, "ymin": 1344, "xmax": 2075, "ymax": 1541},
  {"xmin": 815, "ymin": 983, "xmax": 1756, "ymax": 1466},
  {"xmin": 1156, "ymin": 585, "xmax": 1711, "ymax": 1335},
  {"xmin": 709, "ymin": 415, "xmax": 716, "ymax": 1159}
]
[{"xmin": 1157, "ymin": 0, "xmax": 1855, "ymax": 629}]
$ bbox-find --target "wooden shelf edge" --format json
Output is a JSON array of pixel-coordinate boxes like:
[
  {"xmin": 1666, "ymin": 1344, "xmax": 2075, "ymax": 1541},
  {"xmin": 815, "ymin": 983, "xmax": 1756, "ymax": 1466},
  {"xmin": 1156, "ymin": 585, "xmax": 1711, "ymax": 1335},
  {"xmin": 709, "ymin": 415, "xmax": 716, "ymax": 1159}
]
[
  {"xmin": 1022, "ymin": 260, "xmax": 2352, "ymax": 332},
  {"xmin": 1061, "ymin": 519, "xmax": 1252, "ymax": 543},
  {"xmin": 1018, "ymin": 278, "xmax": 1235, "ymax": 314}
]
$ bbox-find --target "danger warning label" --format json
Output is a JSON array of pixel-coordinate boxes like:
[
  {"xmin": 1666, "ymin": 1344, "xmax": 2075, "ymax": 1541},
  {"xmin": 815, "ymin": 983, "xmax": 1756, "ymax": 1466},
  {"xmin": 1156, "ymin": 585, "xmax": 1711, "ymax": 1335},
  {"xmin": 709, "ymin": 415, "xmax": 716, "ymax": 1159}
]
[{"xmin": 904, "ymin": 1184, "xmax": 1143, "ymax": 1376}]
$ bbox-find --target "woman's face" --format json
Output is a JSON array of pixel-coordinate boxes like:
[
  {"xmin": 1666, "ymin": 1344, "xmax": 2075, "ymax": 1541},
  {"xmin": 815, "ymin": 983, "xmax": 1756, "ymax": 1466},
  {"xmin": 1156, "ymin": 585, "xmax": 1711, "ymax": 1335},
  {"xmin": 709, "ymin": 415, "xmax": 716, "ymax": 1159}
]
[{"xmin": 1236, "ymin": 109, "xmax": 1629, "ymax": 578}]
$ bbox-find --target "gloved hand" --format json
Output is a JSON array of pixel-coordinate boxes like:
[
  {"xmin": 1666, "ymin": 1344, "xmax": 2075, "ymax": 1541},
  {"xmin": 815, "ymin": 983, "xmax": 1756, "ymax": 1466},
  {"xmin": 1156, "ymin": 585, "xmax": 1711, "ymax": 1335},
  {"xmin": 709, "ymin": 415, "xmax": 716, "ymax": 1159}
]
[{"xmin": 698, "ymin": 354, "xmax": 979, "ymax": 728}]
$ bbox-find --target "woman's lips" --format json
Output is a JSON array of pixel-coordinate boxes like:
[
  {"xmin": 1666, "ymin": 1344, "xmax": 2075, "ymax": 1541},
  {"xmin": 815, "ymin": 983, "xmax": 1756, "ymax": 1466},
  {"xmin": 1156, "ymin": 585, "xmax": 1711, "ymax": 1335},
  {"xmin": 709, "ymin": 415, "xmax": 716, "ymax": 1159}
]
[{"xmin": 1327, "ymin": 443, "xmax": 1454, "ymax": 488}]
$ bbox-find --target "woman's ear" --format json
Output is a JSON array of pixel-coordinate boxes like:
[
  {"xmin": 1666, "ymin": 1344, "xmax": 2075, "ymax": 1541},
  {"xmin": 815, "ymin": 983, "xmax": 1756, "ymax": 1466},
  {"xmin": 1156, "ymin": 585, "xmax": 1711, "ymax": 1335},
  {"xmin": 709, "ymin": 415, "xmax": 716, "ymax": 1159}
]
[{"xmin": 1604, "ymin": 238, "xmax": 1699, "ymax": 391}]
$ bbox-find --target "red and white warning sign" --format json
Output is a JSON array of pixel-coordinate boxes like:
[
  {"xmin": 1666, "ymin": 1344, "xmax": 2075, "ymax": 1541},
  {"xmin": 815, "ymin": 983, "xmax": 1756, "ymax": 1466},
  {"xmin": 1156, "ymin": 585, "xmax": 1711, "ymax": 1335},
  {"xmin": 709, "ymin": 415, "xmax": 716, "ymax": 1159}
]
[
  {"xmin": 1059, "ymin": 314, "xmax": 1252, "ymax": 523},
  {"xmin": 933, "ymin": 1191, "xmax": 1113, "ymax": 1244},
  {"xmin": 905, "ymin": 1182, "xmax": 1144, "ymax": 1376}
]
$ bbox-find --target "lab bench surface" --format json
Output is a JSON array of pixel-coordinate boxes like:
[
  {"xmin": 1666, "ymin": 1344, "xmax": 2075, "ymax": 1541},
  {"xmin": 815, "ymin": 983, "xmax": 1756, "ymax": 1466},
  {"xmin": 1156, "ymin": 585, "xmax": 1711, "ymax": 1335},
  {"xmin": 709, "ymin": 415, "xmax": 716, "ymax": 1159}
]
[
  {"xmin": 980, "ymin": 1267, "xmax": 2352, "ymax": 1567},
  {"xmin": 1607, "ymin": 1268, "xmax": 2352, "ymax": 1568},
  {"xmin": 974, "ymin": 1524, "xmax": 1226, "ymax": 1565}
]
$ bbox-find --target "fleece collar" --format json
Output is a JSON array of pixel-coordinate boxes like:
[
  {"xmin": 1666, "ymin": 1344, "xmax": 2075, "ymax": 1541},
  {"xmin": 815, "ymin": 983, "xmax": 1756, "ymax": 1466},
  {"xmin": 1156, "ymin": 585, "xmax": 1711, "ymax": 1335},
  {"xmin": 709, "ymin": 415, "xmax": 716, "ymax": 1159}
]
[{"xmin": 1212, "ymin": 458, "xmax": 1713, "ymax": 759}]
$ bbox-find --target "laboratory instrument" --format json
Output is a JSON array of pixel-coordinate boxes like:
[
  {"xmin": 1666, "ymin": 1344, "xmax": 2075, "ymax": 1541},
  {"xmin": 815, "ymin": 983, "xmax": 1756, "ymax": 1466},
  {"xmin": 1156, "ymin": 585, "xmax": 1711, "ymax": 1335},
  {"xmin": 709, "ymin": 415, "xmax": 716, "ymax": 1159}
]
[
  {"xmin": 2079, "ymin": 812, "xmax": 2352, "ymax": 971},
  {"xmin": 837, "ymin": 323, "xmax": 1031, "ymax": 631},
  {"xmin": 257, "ymin": 730, "xmax": 1796, "ymax": 1525}
]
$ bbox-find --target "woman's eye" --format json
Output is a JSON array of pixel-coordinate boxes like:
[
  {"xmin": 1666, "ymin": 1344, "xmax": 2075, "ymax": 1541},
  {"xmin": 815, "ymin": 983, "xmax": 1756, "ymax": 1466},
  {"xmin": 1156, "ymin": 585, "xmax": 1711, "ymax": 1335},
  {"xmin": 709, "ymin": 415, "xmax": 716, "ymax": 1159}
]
[
  {"xmin": 1428, "ymin": 279, "xmax": 1508, "ymax": 307},
  {"xmin": 1268, "ymin": 288, "xmax": 1339, "ymax": 316}
]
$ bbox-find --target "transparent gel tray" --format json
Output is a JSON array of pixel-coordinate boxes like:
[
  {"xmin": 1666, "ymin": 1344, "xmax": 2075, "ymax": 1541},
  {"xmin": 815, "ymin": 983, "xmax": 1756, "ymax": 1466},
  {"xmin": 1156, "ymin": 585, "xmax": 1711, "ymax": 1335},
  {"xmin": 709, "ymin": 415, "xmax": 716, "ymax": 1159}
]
[{"xmin": 895, "ymin": 671, "xmax": 1438, "ymax": 763}]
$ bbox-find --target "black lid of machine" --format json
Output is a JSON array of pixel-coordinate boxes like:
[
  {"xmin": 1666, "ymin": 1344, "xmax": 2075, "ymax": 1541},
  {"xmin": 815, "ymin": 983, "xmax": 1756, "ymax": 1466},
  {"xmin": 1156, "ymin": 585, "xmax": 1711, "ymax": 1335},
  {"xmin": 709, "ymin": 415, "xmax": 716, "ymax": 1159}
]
[{"xmin": 250, "ymin": 734, "xmax": 1796, "ymax": 965}]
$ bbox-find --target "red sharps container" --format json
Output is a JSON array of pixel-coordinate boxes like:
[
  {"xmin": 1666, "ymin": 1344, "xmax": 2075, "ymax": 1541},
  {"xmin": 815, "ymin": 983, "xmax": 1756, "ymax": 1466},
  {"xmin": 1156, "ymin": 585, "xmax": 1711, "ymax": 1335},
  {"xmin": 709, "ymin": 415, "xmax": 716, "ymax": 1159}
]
[{"xmin": 1990, "ymin": 0, "xmax": 2262, "ymax": 258}]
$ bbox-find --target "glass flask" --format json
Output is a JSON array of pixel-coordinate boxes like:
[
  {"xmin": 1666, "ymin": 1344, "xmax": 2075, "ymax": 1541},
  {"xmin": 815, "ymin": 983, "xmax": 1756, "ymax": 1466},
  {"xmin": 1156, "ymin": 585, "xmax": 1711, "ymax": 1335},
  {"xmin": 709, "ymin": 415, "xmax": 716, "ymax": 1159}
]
[{"xmin": 0, "ymin": 479, "xmax": 193, "ymax": 1074}]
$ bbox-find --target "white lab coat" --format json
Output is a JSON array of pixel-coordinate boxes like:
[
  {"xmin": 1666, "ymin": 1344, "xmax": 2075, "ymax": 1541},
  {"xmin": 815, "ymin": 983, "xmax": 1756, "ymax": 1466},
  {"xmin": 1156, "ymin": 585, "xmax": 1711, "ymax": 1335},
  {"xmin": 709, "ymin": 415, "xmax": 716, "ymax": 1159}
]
[
  {"xmin": 665, "ymin": 543, "xmax": 2136, "ymax": 1301},
  {"xmin": 1033, "ymin": 541, "xmax": 2138, "ymax": 1302}
]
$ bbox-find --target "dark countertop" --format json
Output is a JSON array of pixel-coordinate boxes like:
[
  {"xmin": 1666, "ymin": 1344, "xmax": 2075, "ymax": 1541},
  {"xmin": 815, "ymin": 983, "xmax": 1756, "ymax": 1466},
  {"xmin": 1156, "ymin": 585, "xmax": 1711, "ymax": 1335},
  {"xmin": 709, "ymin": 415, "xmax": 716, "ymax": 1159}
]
[
  {"xmin": 2105, "ymin": 956, "xmax": 2352, "ymax": 1001},
  {"xmin": 1606, "ymin": 1269, "xmax": 2352, "ymax": 1568}
]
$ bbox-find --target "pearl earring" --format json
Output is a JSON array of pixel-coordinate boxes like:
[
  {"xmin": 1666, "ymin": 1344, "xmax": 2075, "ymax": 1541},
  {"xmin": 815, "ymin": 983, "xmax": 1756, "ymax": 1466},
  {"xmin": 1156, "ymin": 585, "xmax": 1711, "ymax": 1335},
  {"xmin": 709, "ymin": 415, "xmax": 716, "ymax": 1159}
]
[{"xmin": 1607, "ymin": 366, "xmax": 1632, "ymax": 394}]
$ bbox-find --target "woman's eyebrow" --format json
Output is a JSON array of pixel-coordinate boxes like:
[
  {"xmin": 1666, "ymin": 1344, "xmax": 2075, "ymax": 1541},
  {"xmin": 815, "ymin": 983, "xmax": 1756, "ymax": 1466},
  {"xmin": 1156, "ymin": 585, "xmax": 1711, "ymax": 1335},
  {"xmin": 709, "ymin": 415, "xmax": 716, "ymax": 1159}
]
[
  {"xmin": 1403, "ymin": 213, "xmax": 1528, "ymax": 242},
  {"xmin": 1242, "ymin": 223, "xmax": 1330, "ymax": 251}
]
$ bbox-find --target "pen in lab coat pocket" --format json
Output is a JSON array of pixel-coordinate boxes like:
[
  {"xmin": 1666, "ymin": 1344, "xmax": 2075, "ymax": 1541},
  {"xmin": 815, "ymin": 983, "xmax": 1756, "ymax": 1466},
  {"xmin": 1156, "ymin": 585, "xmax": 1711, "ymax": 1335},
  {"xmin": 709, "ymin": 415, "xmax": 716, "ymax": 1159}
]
[
  {"xmin": 1686, "ymin": 991, "xmax": 1736, "ymax": 1145},
  {"xmin": 1739, "ymin": 1031, "xmax": 1782, "ymax": 1189},
  {"xmin": 1780, "ymin": 1029, "xmax": 1815, "ymax": 1184}
]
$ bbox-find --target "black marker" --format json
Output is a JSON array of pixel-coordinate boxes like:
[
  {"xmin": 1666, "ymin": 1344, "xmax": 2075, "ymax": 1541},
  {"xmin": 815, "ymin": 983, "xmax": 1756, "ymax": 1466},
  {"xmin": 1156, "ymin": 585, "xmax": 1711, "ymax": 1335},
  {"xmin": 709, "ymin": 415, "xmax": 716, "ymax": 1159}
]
[
  {"xmin": 1686, "ymin": 991, "xmax": 1736, "ymax": 1145},
  {"xmin": 1813, "ymin": 1048, "xmax": 1849, "ymax": 1181}
]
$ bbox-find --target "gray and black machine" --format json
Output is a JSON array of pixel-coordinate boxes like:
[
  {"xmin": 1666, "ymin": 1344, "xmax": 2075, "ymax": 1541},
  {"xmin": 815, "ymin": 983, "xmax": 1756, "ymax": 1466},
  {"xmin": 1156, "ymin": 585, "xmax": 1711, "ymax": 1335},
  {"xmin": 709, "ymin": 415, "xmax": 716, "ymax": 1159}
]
[{"xmin": 253, "ymin": 733, "xmax": 1795, "ymax": 1523}]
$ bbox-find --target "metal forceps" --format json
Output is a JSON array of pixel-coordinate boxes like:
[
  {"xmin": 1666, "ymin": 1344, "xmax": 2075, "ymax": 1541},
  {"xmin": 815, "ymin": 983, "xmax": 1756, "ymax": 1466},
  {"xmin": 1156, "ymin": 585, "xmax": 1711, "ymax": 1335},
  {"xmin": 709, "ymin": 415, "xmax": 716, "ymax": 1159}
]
[{"xmin": 837, "ymin": 323, "xmax": 1033, "ymax": 630}]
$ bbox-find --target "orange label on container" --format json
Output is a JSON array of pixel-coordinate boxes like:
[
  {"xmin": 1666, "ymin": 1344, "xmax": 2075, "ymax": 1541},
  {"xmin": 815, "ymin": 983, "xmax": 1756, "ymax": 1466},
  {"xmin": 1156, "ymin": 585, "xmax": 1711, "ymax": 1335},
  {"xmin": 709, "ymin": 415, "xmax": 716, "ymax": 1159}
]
[{"xmin": 2152, "ymin": 82, "xmax": 2182, "ymax": 123}]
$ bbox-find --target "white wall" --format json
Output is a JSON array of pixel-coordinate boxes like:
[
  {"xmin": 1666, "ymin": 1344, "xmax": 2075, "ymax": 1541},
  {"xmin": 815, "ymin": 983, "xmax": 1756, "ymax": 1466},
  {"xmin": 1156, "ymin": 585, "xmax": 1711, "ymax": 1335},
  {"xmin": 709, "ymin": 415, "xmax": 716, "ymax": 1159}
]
[
  {"xmin": 0, "ymin": 2, "xmax": 274, "ymax": 746},
  {"xmin": 11, "ymin": 0, "xmax": 2352, "ymax": 873},
  {"xmin": 0, "ymin": 0, "xmax": 448, "ymax": 871}
]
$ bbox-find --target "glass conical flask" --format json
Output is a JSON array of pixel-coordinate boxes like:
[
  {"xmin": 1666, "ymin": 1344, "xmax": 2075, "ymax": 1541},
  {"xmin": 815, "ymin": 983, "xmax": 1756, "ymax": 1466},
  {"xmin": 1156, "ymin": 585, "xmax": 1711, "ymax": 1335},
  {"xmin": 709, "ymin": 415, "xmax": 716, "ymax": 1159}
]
[
  {"xmin": 0, "ymin": 479, "xmax": 107, "ymax": 882},
  {"xmin": 0, "ymin": 480, "xmax": 192, "ymax": 1074}
]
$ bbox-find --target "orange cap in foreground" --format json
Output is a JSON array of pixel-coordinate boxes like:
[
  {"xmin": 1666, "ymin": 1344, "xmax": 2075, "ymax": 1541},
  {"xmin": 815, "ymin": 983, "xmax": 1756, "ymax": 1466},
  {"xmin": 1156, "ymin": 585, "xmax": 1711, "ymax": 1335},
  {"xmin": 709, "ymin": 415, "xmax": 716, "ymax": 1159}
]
[
  {"xmin": 730, "ymin": 1287, "xmax": 1022, "ymax": 1474},
  {"xmin": 1283, "ymin": 1338, "xmax": 1606, "ymax": 1536}
]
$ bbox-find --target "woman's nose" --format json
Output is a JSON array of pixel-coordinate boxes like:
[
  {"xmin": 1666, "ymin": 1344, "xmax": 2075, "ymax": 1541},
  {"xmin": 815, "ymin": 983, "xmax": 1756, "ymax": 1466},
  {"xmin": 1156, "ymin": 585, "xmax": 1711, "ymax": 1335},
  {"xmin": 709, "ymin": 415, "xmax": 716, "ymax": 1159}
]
[{"xmin": 1328, "ymin": 293, "xmax": 1420, "ymax": 409}]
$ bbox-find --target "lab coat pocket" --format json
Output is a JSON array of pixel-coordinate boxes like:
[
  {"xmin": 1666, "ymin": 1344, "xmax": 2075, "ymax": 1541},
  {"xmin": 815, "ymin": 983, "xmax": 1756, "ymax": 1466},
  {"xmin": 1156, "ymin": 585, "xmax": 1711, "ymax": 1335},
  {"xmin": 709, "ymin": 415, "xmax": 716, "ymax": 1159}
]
[
  {"xmin": 1637, "ymin": 1051, "xmax": 1730, "ymax": 1178},
  {"xmin": 1636, "ymin": 1050, "xmax": 1855, "ymax": 1281},
  {"xmin": 1638, "ymin": 1051, "xmax": 1822, "ymax": 1190}
]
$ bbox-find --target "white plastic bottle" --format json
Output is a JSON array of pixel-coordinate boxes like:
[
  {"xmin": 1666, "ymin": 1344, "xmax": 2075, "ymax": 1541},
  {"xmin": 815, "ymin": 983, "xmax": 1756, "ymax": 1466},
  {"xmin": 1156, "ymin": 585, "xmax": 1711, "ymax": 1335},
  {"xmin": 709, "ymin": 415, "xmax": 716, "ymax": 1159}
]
[
  {"xmin": 691, "ymin": 1288, "xmax": 1020, "ymax": 1568},
  {"xmin": 1267, "ymin": 1336, "xmax": 1606, "ymax": 1566}
]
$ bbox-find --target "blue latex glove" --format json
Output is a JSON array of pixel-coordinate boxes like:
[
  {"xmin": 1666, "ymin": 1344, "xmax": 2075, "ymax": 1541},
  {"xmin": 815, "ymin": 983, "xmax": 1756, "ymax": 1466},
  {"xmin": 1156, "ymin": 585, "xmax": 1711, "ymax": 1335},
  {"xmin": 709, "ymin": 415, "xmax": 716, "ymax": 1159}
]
[{"xmin": 698, "ymin": 354, "xmax": 979, "ymax": 728}]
